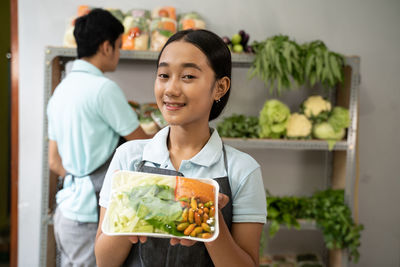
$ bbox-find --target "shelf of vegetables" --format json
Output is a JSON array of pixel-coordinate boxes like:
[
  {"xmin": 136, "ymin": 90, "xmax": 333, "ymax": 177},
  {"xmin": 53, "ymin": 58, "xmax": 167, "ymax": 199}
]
[
  {"xmin": 41, "ymin": 43, "xmax": 360, "ymax": 267},
  {"xmin": 44, "ymin": 46, "xmax": 255, "ymax": 67}
]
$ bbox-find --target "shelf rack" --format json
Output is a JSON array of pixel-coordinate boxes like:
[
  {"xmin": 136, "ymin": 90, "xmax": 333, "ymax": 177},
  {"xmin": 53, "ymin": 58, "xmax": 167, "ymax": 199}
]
[{"xmin": 41, "ymin": 46, "xmax": 360, "ymax": 267}]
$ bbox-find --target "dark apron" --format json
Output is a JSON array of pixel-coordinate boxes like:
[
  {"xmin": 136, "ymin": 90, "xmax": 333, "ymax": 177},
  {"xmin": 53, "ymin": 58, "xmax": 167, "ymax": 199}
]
[
  {"xmin": 123, "ymin": 146, "xmax": 233, "ymax": 267},
  {"xmin": 65, "ymin": 137, "xmax": 125, "ymax": 221}
]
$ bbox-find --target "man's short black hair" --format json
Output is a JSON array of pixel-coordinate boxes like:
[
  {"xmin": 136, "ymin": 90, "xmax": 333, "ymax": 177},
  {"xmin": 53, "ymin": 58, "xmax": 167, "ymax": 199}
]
[{"xmin": 74, "ymin": 8, "xmax": 124, "ymax": 58}]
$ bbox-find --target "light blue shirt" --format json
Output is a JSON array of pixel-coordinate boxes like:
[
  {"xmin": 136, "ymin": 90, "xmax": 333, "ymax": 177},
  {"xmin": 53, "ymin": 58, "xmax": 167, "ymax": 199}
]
[
  {"xmin": 47, "ymin": 59, "xmax": 140, "ymax": 222},
  {"xmin": 100, "ymin": 126, "xmax": 267, "ymax": 223}
]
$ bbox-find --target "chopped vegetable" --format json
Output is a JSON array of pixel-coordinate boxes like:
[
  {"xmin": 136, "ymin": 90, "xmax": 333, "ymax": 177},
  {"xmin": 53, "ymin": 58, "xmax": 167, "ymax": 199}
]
[{"xmin": 259, "ymin": 99, "xmax": 290, "ymax": 139}]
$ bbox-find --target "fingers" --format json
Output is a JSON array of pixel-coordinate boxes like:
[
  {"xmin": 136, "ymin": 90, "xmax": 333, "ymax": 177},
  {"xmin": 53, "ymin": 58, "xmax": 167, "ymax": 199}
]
[
  {"xmin": 180, "ymin": 239, "xmax": 197, "ymax": 247},
  {"xmin": 170, "ymin": 238, "xmax": 180, "ymax": 246},
  {"xmin": 170, "ymin": 238, "xmax": 197, "ymax": 247},
  {"xmin": 128, "ymin": 236, "xmax": 147, "ymax": 244},
  {"xmin": 128, "ymin": 236, "xmax": 139, "ymax": 243},
  {"xmin": 218, "ymin": 193, "xmax": 229, "ymax": 209}
]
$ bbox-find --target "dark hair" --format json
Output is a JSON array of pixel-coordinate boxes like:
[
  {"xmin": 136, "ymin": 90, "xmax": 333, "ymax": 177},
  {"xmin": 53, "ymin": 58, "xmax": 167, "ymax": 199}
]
[
  {"xmin": 157, "ymin": 29, "xmax": 232, "ymax": 121},
  {"xmin": 74, "ymin": 8, "xmax": 124, "ymax": 58}
]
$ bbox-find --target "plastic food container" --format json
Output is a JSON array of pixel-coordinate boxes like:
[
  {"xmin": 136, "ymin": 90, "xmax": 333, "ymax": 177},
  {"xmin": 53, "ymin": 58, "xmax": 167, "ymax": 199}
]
[
  {"xmin": 102, "ymin": 170, "xmax": 220, "ymax": 242},
  {"xmin": 122, "ymin": 9, "xmax": 151, "ymax": 51},
  {"xmin": 178, "ymin": 12, "xmax": 206, "ymax": 31}
]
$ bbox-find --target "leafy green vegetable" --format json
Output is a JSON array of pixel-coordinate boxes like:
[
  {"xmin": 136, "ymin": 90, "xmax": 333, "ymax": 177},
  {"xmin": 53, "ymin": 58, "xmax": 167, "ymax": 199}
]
[
  {"xmin": 249, "ymin": 35, "xmax": 304, "ymax": 95},
  {"xmin": 109, "ymin": 184, "xmax": 184, "ymax": 236},
  {"xmin": 259, "ymin": 99, "xmax": 290, "ymax": 138},
  {"xmin": 266, "ymin": 189, "xmax": 363, "ymax": 262},
  {"xmin": 249, "ymin": 37, "xmax": 345, "ymax": 95},
  {"xmin": 301, "ymin": 40, "xmax": 345, "ymax": 88},
  {"xmin": 217, "ymin": 114, "xmax": 259, "ymax": 138},
  {"xmin": 328, "ymin": 107, "xmax": 350, "ymax": 132}
]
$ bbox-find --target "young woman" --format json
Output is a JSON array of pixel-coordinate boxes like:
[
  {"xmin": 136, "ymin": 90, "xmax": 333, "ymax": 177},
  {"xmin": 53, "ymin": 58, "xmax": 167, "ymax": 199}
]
[{"xmin": 95, "ymin": 29, "xmax": 267, "ymax": 267}]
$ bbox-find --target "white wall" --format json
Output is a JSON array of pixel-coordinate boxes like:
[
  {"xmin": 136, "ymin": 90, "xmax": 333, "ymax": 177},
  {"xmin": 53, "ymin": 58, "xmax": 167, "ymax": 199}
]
[{"xmin": 18, "ymin": 0, "xmax": 400, "ymax": 266}]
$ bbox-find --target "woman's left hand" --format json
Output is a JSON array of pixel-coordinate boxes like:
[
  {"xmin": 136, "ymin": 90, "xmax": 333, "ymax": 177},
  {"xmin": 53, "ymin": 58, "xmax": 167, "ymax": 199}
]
[{"xmin": 170, "ymin": 193, "xmax": 230, "ymax": 247}]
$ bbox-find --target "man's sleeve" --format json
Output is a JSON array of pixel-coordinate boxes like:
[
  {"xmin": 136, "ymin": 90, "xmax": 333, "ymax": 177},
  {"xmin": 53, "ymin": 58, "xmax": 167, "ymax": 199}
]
[
  {"xmin": 97, "ymin": 80, "xmax": 140, "ymax": 136},
  {"xmin": 47, "ymin": 101, "xmax": 57, "ymax": 141}
]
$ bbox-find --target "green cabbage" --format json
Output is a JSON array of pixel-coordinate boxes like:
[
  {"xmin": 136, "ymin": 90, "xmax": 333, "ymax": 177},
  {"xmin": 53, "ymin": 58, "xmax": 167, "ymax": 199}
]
[
  {"xmin": 259, "ymin": 99, "xmax": 290, "ymax": 138},
  {"xmin": 328, "ymin": 107, "xmax": 350, "ymax": 132},
  {"xmin": 313, "ymin": 122, "xmax": 346, "ymax": 150}
]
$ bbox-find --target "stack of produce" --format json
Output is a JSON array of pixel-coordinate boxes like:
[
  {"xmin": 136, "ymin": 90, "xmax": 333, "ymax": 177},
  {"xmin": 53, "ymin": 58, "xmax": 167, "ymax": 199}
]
[
  {"xmin": 121, "ymin": 9, "xmax": 151, "ymax": 51},
  {"xmin": 149, "ymin": 6, "xmax": 177, "ymax": 51},
  {"xmin": 216, "ymin": 96, "xmax": 350, "ymax": 150},
  {"xmin": 63, "ymin": 6, "xmax": 207, "ymax": 51},
  {"xmin": 178, "ymin": 12, "xmax": 206, "ymax": 31}
]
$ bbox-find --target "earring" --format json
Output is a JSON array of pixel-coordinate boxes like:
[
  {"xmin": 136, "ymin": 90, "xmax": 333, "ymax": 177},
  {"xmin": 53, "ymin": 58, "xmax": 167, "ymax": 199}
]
[{"xmin": 215, "ymin": 99, "xmax": 221, "ymax": 103}]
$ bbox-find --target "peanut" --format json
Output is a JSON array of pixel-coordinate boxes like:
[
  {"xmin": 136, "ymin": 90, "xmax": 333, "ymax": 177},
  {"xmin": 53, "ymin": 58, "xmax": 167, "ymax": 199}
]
[
  {"xmin": 181, "ymin": 208, "xmax": 188, "ymax": 222},
  {"xmin": 190, "ymin": 226, "xmax": 203, "ymax": 237},
  {"xmin": 201, "ymin": 233, "xmax": 212, "ymax": 239},
  {"xmin": 190, "ymin": 197, "xmax": 198, "ymax": 210},
  {"xmin": 177, "ymin": 222, "xmax": 189, "ymax": 231},
  {"xmin": 194, "ymin": 212, "xmax": 201, "ymax": 225},
  {"xmin": 201, "ymin": 223, "xmax": 211, "ymax": 232},
  {"xmin": 209, "ymin": 206, "xmax": 215, "ymax": 217},
  {"xmin": 184, "ymin": 223, "xmax": 196, "ymax": 236},
  {"xmin": 202, "ymin": 213, "xmax": 209, "ymax": 223},
  {"xmin": 188, "ymin": 208, "xmax": 194, "ymax": 223}
]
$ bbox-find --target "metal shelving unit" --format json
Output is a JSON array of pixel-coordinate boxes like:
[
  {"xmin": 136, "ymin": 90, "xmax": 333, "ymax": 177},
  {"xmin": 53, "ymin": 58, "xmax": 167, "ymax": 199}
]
[{"xmin": 40, "ymin": 46, "xmax": 360, "ymax": 267}]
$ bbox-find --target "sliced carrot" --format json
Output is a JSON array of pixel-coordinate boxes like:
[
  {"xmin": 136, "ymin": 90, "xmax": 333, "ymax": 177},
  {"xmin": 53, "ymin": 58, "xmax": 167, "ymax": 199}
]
[
  {"xmin": 122, "ymin": 34, "xmax": 135, "ymax": 50},
  {"xmin": 182, "ymin": 19, "xmax": 195, "ymax": 30},
  {"xmin": 162, "ymin": 21, "xmax": 176, "ymax": 33},
  {"xmin": 175, "ymin": 176, "xmax": 215, "ymax": 203}
]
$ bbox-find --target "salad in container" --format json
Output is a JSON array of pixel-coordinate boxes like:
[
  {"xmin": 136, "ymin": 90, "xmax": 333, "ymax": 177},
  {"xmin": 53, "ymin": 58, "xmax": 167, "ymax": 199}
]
[
  {"xmin": 122, "ymin": 9, "xmax": 151, "ymax": 51},
  {"xmin": 102, "ymin": 171, "xmax": 220, "ymax": 242}
]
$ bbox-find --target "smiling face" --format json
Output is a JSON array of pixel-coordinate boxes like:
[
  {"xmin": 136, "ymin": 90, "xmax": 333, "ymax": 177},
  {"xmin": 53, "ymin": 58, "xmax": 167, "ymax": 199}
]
[{"xmin": 155, "ymin": 41, "xmax": 220, "ymax": 128}]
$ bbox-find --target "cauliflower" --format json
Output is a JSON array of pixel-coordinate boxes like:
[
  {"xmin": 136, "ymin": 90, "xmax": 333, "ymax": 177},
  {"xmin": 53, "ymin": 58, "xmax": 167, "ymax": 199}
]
[
  {"xmin": 286, "ymin": 113, "xmax": 312, "ymax": 138},
  {"xmin": 301, "ymin": 95, "xmax": 332, "ymax": 122}
]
